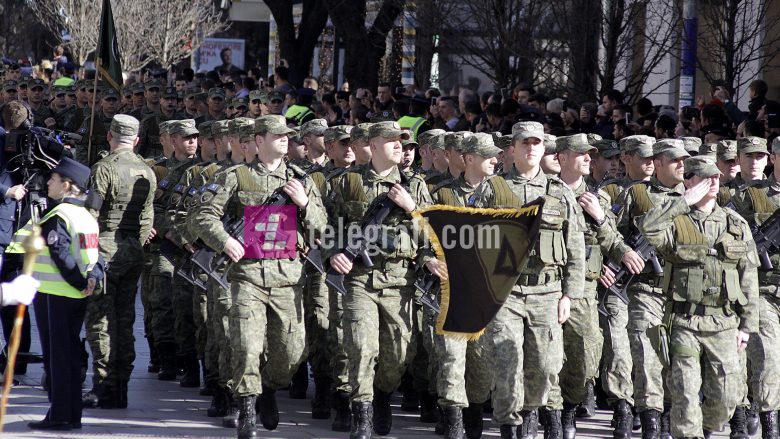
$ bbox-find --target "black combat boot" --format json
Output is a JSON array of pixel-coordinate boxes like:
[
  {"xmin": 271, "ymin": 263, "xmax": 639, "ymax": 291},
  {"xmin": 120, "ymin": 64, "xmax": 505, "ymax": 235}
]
[
  {"xmin": 332, "ymin": 391, "xmax": 352, "ymax": 432},
  {"xmin": 659, "ymin": 406, "xmax": 672, "ymax": 439},
  {"xmin": 373, "ymin": 389, "xmax": 393, "ymax": 435},
  {"xmin": 401, "ymin": 372, "xmax": 419, "ymax": 412},
  {"xmin": 82, "ymin": 384, "xmax": 118, "ymax": 409},
  {"xmin": 237, "ymin": 395, "xmax": 257, "ymax": 439},
  {"xmin": 81, "ymin": 387, "xmax": 100, "ymax": 409},
  {"xmin": 747, "ymin": 401, "xmax": 760, "ymax": 436},
  {"xmin": 443, "ymin": 406, "xmax": 464, "ymax": 439},
  {"xmin": 257, "ymin": 385, "xmax": 279, "ymax": 430},
  {"xmin": 544, "ymin": 410, "xmax": 563, "ymax": 439},
  {"xmin": 436, "ymin": 404, "xmax": 446, "ymax": 435},
  {"xmin": 222, "ymin": 392, "xmax": 239, "ymax": 428},
  {"xmin": 311, "ymin": 376, "xmax": 332, "ymax": 419},
  {"xmin": 421, "ymin": 392, "xmax": 440, "ymax": 423},
  {"xmin": 500, "ymin": 424, "xmax": 519, "ymax": 439},
  {"xmin": 179, "ymin": 355, "xmax": 200, "ymax": 388},
  {"xmin": 464, "ymin": 402, "xmax": 484, "ymax": 439},
  {"xmin": 207, "ymin": 385, "xmax": 227, "ymax": 418},
  {"xmin": 147, "ymin": 337, "xmax": 159, "ymax": 373},
  {"xmin": 289, "ymin": 362, "xmax": 308, "ymax": 399},
  {"xmin": 156, "ymin": 343, "xmax": 177, "ymax": 381},
  {"xmin": 640, "ymin": 409, "xmax": 660, "ymax": 439},
  {"xmin": 117, "ymin": 380, "xmax": 128, "ymax": 409},
  {"xmin": 761, "ymin": 411, "xmax": 779, "ymax": 439},
  {"xmin": 612, "ymin": 400, "xmax": 633, "ymax": 439},
  {"xmin": 576, "ymin": 381, "xmax": 596, "ymax": 418},
  {"xmin": 519, "ymin": 409, "xmax": 539, "ymax": 439},
  {"xmin": 561, "ymin": 402, "xmax": 577, "ymax": 439},
  {"xmin": 350, "ymin": 401, "xmax": 373, "ymax": 439}
]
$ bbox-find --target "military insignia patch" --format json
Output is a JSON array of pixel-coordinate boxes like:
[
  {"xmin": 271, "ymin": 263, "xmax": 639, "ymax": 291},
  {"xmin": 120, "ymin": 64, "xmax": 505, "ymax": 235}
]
[
  {"xmin": 47, "ymin": 230, "xmax": 58, "ymax": 245},
  {"xmin": 170, "ymin": 193, "xmax": 182, "ymax": 206},
  {"xmin": 200, "ymin": 192, "xmax": 215, "ymax": 204}
]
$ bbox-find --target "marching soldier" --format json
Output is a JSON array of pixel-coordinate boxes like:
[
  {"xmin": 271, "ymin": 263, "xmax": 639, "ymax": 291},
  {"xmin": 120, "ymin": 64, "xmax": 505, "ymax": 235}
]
[
  {"xmin": 541, "ymin": 134, "xmax": 561, "ymax": 175},
  {"xmin": 299, "ymin": 118, "xmax": 330, "ymax": 167},
  {"xmin": 350, "ymin": 123, "xmax": 374, "ymax": 166}
]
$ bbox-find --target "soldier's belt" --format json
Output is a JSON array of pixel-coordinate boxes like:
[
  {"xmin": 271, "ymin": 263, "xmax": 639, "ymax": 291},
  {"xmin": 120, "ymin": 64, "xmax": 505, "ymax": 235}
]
[
  {"xmin": 672, "ymin": 301, "xmax": 730, "ymax": 317},
  {"xmin": 518, "ymin": 271, "xmax": 559, "ymax": 286}
]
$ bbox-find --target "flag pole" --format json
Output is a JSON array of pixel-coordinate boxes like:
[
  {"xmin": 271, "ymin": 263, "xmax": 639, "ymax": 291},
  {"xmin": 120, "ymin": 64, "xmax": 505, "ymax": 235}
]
[{"xmin": 87, "ymin": 60, "xmax": 101, "ymax": 165}]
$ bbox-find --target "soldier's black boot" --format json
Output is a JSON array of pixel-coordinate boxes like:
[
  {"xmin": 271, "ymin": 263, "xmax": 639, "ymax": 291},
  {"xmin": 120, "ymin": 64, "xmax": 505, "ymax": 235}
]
[
  {"xmin": 81, "ymin": 387, "xmax": 100, "ymax": 408},
  {"xmin": 576, "ymin": 381, "xmax": 596, "ymax": 418},
  {"xmin": 464, "ymin": 402, "xmax": 484, "ymax": 439},
  {"xmin": 747, "ymin": 401, "xmax": 760, "ymax": 436},
  {"xmin": 332, "ymin": 391, "xmax": 352, "ymax": 432},
  {"xmin": 117, "ymin": 380, "xmax": 128, "ymax": 409},
  {"xmin": 443, "ymin": 406, "xmax": 464, "ymax": 439},
  {"xmin": 147, "ymin": 337, "xmax": 159, "ymax": 373},
  {"xmin": 311, "ymin": 376, "xmax": 332, "ymax": 419},
  {"xmin": 157, "ymin": 343, "xmax": 177, "ymax": 381},
  {"xmin": 613, "ymin": 400, "xmax": 634, "ymax": 439},
  {"xmin": 257, "ymin": 385, "xmax": 279, "ymax": 430},
  {"xmin": 761, "ymin": 411, "xmax": 779, "ymax": 439},
  {"xmin": 561, "ymin": 403, "xmax": 577, "ymax": 439},
  {"xmin": 401, "ymin": 371, "xmax": 419, "ymax": 412},
  {"xmin": 289, "ymin": 362, "xmax": 308, "ymax": 399},
  {"xmin": 207, "ymin": 385, "xmax": 227, "ymax": 418},
  {"xmin": 436, "ymin": 405, "xmax": 446, "ymax": 435},
  {"xmin": 421, "ymin": 392, "xmax": 440, "ymax": 423},
  {"xmin": 179, "ymin": 355, "xmax": 200, "ymax": 388},
  {"xmin": 500, "ymin": 424, "xmax": 519, "ymax": 439},
  {"xmin": 373, "ymin": 389, "xmax": 393, "ymax": 435},
  {"xmin": 519, "ymin": 409, "xmax": 539, "ymax": 439},
  {"xmin": 640, "ymin": 409, "xmax": 660, "ymax": 439},
  {"xmin": 83, "ymin": 384, "xmax": 118, "ymax": 409},
  {"xmin": 633, "ymin": 406, "xmax": 642, "ymax": 431},
  {"xmin": 544, "ymin": 410, "xmax": 563, "ymax": 439},
  {"xmin": 236, "ymin": 395, "xmax": 257, "ymax": 439},
  {"xmin": 350, "ymin": 401, "xmax": 373, "ymax": 439},
  {"xmin": 659, "ymin": 406, "xmax": 672, "ymax": 439},
  {"xmin": 222, "ymin": 392, "xmax": 239, "ymax": 428}
]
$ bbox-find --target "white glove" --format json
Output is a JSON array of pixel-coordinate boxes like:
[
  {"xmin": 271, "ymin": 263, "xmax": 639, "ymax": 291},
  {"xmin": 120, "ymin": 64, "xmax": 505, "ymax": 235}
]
[{"xmin": 2, "ymin": 275, "xmax": 40, "ymax": 306}]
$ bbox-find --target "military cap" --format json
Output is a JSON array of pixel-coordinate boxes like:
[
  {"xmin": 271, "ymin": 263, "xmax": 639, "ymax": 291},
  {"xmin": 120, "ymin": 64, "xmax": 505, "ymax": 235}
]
[
  {"xmin": 512, "ymin": 121, "xmax": 545, "ymax": 141},
  {"xmin": 556, "ymin": 134, "xmax": 596, "ymax": 153},
  {"xmin": 131, "ymin": 82, "xmax": 145, "ymax": 94},
  {"xmin": 370, "ymin": 110, "xmax": 395, "ymax": 122},
  {"xmin": 225, "ymin": 98, "xmax": 235, "ymax": 109},
  {"xmin": 684, "ymin": 156, "xmax": 721, "ymax": 178},
  {"xmin": 681, "ymin": 137, "xmax": 702, "ymax": 155},
  {"xmin": 102, "ymin": 88, "xmax": 119, "ymax": 100},
  {"xmin": 772, "ymin": 137, "xmax": 780, "ymax": 155},
  {"xmin": 620, "ymin": 135, "xmax": 655, "ymax": 158},
  {"xmin": 158, "ymin": 120, "xmax": 174, "ymax": 135},
  {"xmin": 51, "ymin": 157, "xmax": 90, "ymax": 189},
  {"xmin": 716, "ymin": 140, "xmax": 738, "ymax": 161},
  {"xmin": 249, "ymin": 90, "xmax": 268, "ymax": 104},
  {"xmin": 228, "ymin": 118, "xmax": 253, "ymax": 135},
  {"xmin": 198, "ymin": 121, "xmax": 215, "ymax": 139},
  {"xmin": 300, "ymin": 119, "xmax": 328, "ymax": 137},
  {"xmin": 462, "ymin": 132, "xmax": 502, "ymax": 157},
  {"xmin": 144, "ymin": 80, "xmax": 162, "ymax": 91},
  {"xmin": 233, "ymin": 96, "xmax": 249, "ymax": 108},
  {"xmin": 168, "ymin": 119, "xmax": 199, "ymax": 137},
  {"xmin": 52, "ymin": 85, "xmax": 68, "ymax": 96},
  {"xmin": 212, "ymin": 120, "xmax": 230, "ymax": 137},
  {"xmin": 653, "ymin": 139, "xmax": 690, "ymax": 160},
  {"xmin": 76, "ymin": 79, "xmax": 88, "ymax": 90},
  {"xmin": 494, "ymin": 134, "xmax": 513, "ymax": 150},
  {"xmin": 586, "ymin": 133, "xmax": 603, "ymax": 144},
  {"xmin": 66, "ymin": 85, "xmax": 77, "ymax": 95},
  {"xmin": 541, "ymin": 134, "xmax": 557, "ymax": 154},
  {"xmin": 162, "ymin": 86, "xmax": 177, "ymax": 99},
  {"xmin": 699, "ymin": 142, "xmax": 717, "ymax": 158},
  {"xmin": 737, "ymin": 136, "xmax": 768, "ymax": 155},
  {"xmin": 288, "ymin": 126, "xmax": 301, "ymax": 143},
  {"xmin": 418, "ymin": 129, "xmax": 446, "ymax": 148},
  {"xmin": 255, "ymin": 115, "xmax": 296, "ymax": 135},
  {"xmin": 443, "ymin": 131, "xmax": 472, "ymax": 152},
  {"xmin": 324, "ymin": 125, "xmax": 353, "ymax": 144},
  {"xmin": 351, "ymin": 123, "xmax": 374, "ymax": 143},
  {"xmin": 110, "ymin": 114, "xmax": 140, "ymax": 136},
  {"xmin": 208, "ymin": 87, "xmax": 225, "ymax": 99},
  {"xmin": 429, "ymin": 133, "xmax": 447, "ymax": 151},
  {"xmin": 2, "ymin": 80, "xmax": 17, "ymax": 92},
  {"xmin": 592, "ymin": 139, "xmax": 620, "ymax": 158},
  {"xmin": 239, "ymin": 122, "xmax": 256, "ymax": 141},
  {"xmin": 122, "ymin": 87, "xmax": 132, "ymax": 97},
  {"xmin": 268, "ymin": 91, "xmax": 285, "ymax": 102},
  {"xmin": 370, "ymin": 121, "xmax": 411, "ymax": 141},
  {"xmin": 29, "ymin": 78, "xmax": 45, "ymax": 90}
]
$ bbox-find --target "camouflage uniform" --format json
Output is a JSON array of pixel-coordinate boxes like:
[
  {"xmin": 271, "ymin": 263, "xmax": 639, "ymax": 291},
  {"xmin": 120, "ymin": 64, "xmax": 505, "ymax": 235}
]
[
  {"xmin": 84, "ymin": 115, "xmax": 156, "ymax": 407},
  {"xmin": 640, "ymin": 156, "xmax": 759, "ymax": 438},
  {"xmin": 75, "ymin": 108, "xmax": 113, "ymax": 166},
  {"xmin": 138, "ymin": 110, "xmax": 182, "ymax": 159}
]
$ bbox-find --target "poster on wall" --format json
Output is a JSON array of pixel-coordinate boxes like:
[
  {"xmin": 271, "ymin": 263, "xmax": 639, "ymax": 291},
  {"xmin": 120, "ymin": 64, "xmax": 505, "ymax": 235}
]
[{"xmin": 193, "ymin": 38, "xmax": 245, "ymax": 73}]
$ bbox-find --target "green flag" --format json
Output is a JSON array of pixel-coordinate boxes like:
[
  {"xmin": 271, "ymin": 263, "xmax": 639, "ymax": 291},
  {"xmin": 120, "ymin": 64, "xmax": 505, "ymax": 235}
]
[{"xmin": 96, "ymin": 0, "xmax": 122, "ymax": 91}]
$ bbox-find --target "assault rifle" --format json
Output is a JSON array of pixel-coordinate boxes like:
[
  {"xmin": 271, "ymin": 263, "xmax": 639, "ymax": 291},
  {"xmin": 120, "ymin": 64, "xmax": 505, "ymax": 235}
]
[
  {"xmin": 597, "ymin": 232, "xmax": 662, "ymax": 316},
  {"xmin": 414, "ymin": 265, "xmax": 441, "ymax": 315},
  {"xmin": 750, "ymin": 208, "xmax": 780, "ymax": 271}
]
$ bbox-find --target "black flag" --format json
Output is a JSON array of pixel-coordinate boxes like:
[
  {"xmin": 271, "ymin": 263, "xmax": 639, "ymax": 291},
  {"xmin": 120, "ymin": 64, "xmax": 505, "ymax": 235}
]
[{"xmin": 96, "ymin": 0, "xmax": 122, "ymax": 91}]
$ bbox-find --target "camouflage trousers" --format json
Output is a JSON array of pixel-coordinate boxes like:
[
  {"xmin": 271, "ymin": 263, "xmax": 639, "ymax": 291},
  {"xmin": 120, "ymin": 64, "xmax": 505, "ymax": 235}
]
[
  {"xmin": 599, "ymin": 292, "xmax": 634, "ymax": 405},
  {"xmin": 229, "ymin": 281, "xmax": 306, "ymax": 396},
  {"xmin": 149, "ymin": 253, "xmax": 175, "ymax": 349},
  {"xmin": 140, "ymin": 260, "xmax": 154, "ymax": 353},
  {"xmin": 304, "ymin": 268, "xmax": 331, "ymax": 380},
  {"xmin": 343, "ymin": 280, "xmax": 414, "ymax": 402},
  {"xmin": 628, "ymin": 289, "xmax": 670, "ymax": 413},
  {"xmin": 329, "ymin": 286, "xmax": 351, "ymax": 394},
  {"xmin": 172, "ymin": 253, "xmax": 197, "ymax": 358},
  {"xmin": 670, "ymin": 322, "xmax": 740, "ymax": 437},
  {"xmin": 435, "ymin": 333, "xmax": 492, "ymax": 408},
  {"xmin": 746, "ymin": 293, "xmax": 780, "ymax": 412},
  {"xmin": 549, "ymin": 297, "xmax": 603, "ymax": 407},
  {"xmin": 409, "ymin": 301, "xmax": 434, "ymax": 395},
  {"xmin": 486, "ymin": 292, "xmax": 564, "ymax": 425},
  {"xmin": 192, "ymin": 277, "xmax": 208, "ymax": 362},
  {"xmin": 205, "ymin": 280, "xmax": 232, "ymax": 387},
  {"xmin": 84, "ymin": 248, "xmax": 143, "ymax": 389}
]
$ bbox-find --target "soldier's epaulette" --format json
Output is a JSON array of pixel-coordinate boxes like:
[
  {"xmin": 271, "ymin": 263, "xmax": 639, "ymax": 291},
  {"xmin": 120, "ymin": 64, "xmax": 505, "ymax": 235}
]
[
  {"xmin": 430, "ymin": 178, "xmax": 455, "ymax": 195},
  {"xmin": 545, "ymin": 174, "xmax": 566, "ymax": 200}
]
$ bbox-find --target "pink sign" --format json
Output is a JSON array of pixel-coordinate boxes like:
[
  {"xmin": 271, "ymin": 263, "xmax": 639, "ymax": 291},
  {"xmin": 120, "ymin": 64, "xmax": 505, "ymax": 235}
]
[{"xmin": 243, "ymin": 205, "xmax": 298, "ymax": 259}]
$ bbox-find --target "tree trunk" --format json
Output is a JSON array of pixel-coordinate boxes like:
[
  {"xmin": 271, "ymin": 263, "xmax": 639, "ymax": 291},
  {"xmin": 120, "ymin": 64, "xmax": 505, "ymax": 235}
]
[
  {"xmin": 600, "ymin": 0, "xmax": 625, "ymax": 96},
  {"xmin": 568, "ymin": 0, "xmax": 600, "ymax": 102}
]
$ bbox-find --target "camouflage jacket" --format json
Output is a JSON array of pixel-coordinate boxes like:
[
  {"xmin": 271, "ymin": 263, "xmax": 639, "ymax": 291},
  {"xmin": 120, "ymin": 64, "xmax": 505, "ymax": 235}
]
[
  {"xmin": 153, "ymin": 156, "xmax": 198, "ymax": 238},
  {"xmin": 75, "ymin": 110, "xmax": 113, "ymax": 166},
  {"xmin": 431, "ymin": 174, "xmax": 479, "ymax": 207},
  {"xmin": 137, "ymin": 111, "xmax": 182, "ymax": 159}
]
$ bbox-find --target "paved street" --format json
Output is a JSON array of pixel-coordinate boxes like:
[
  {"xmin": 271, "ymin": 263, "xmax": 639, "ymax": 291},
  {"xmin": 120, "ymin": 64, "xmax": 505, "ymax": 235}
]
[{"xmin": 0, "ymin": 294, "xmax": 731, "ymax": 438}]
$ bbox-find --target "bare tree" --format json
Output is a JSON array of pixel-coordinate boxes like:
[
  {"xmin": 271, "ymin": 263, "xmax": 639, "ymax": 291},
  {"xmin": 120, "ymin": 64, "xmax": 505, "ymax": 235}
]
[
  {"xmin": 413, "ymin": 0, "xmax": 461, "ymax": 89},
  {"xmin": 1, "ymin": 0, "xmax": 48, "ymax": 60},
  {"xmin": 28, "ymin": 0, "xmax": 101, "ymax": 66}
]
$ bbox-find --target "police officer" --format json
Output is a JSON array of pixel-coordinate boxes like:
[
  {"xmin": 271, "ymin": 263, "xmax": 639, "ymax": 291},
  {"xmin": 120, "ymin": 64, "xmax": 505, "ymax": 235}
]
[{"xmin": 7, "ymin": 157, "xmax": 105, "ymax": 431}]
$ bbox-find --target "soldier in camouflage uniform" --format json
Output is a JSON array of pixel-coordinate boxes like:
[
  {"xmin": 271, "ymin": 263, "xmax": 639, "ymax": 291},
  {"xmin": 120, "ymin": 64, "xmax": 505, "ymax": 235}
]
[
  {"xmin": 27, "ymin": 78, "xmax": 53, "ymax": 126},
  {"xmin": 541, "ymin": 134, "xmax": 561, "ymax": 175},
  {"xmin": 680, "ymin": 137, "xmax": 702, "ymax": 157},
  {"xmin": 422, "ymin": 130, "xmax": 450, "ymax": 189},
  {"xmin": 76, "ymin": 88, "xmax": 119, "ymax": 166},
  {"xmin": 613, "ymin": 139, "xmax": 691, "ymax": 439},
  {"xmin": 429, "ymin": 132, "xmax": 499, "ymax": 439},
  {"xmin": 493, "ymin": 133, "xmax": 514, "ymax": 175},
  {"xmin": 286, "ymin": 127, "xmax": 310, "ymax": 170},
  {"xmin": 82, "ymin": 115, "xmax": 156, "ymax": 409},
  {"xmin": 300, "ymin": 118, "xmax": 330, "ymax": 167},
  {"xmin": 351, "ymin": 123, "xmax": 374, "ymax": 166},
  {"xmin": 640, "ymin": 155, "xmax": 759, "ymax": 439},
  {"xmin": 248, "ymin": 90, "xmax": 268, "ymax": 119},
  {"xmin": 716, "ymin": 140, "xmax": 740, "ymax": 186},
  {"xmin": 50, "ymin": 85, "xmax": 80, "ymax": 132},
  {"xmin": 469, "ymin": 121, "xmax": 586, "ymax": 439},
  {"xmin": 327, "ymin": 121, "xmax": 440, "ymax": 439},
  {"xmin": 137, "ymin": 86, "xmax": 183, "ymax": 159},
  {"xmin": 190, "ymin": 115, "xmax": 327, "ymax": 438}
]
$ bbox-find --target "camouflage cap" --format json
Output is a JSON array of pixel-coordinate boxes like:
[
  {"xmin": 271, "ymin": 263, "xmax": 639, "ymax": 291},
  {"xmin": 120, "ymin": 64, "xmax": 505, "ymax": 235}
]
[
  {"xmin": 208, "ymin": 87, "xmax": 225, "ymax": 99},
  {"xmin": 29, "ymin": 78, "xmax": 45, "ymax": 90},
  {"xmin": 556, "ymin": 134, "xmax": 596, "ymax": 153},
  {"xmin": 512, "ymin": 121, "xmax": 545, "ymax": 141},
  {"xmin": 268, "ymin": 91, "xmax": 285, "ymax": 102},
  {"xmin": 716, "ymin": 140, "xmax": 738, "ymax": 161},
  {"xmin": 681, "ymin": 137, "xmax": 702, "ymax": 154},
  {"xmin": 2, "ymin": 80, "xmax": 17, "ymax": 91},
  {"xmin": 255, "ymin": 115, "xmax": 296, "ymax": 135},
  {"xmin": 773, "ymin": 137, "xmax": 780, "ymax": 155},
  {"xmin": 212, "ymin": 120, "xmax": 230, "ymax": 137},
  {"xmin": 443, "ymin": 131, "xmax": 472, "ymax": 152},
  {"xmin": 288, "ymin": 126, "xmax": 301, "ymax": 143},
  {"xmin": 102, "ymin": 88, "xmax": 119, "ymax": 99},
  {"xmin": 428, "ymin": 133, "xmax": 447, "ymax": 151},
  {"xmin": 110, "ymin": 114, "xmax": 140, "ymax": 136},
  {"xmin": 543, "ymin": 134, "xmax": 558, "ymax": 154},
  {"xmin": 370, "ymin": 110, "xmax": 395, "ymax": 123},
  {"xmin": 684, "ymin": 156, "xmax": 722, "ymax": 178},
  {"xmin": 225, "ymin": 97, "xmax": 235, "ymax": 109},
  {"xmin": 350, "ymin": 123, "xmax": 373, "ymax": 143},
  {"xmin": 249, "ymin": 90, "xmax": 268, "ymax": 104},
  {"xmin": 239, "ymin": 122, "xmax": 256, "ymax": 141},
  {"xmin": 369, "ymin": 121, "xmax": 410, "ymax": 141},
  {"xmin": 158, "ymin": 120, "xmax": 174, "ymax": 135},
  {"xmin": 66, "ymin": 85, "xmax": 77, "ymax": 95},
  {"xmin": 228, "ymin": 117, "xmax": 253, "ymax": 135},
  {"xmin": 131, "ymin": 82, "xmax": 145, "ymax": 94},
  {"xmin": 737, "ymin": 136, "xmax": 769, "ymax": 155},
  {"xmin": 699, "ymin": 142, "xmax": 717, "ymax": 158},
  {"xmin": 233, "ymin": 96, "xmax": 249, "ymax": 108},
  {"xmin": 198, "ymin": 121, "xmax": 215, "ymax": 139},
  {"xmin": 168, "ymin": 119, "xmax": 199, "ymax": 137},
  {"xmin": 495, "ymin": 134, "xmax": 513, "ymax": 150},
  {"xmin": 52, "ymin": 85, "xmax": 68, "ymax": 96},
  {"xmin": 418, "ymin": 129, "xmax": 446, "ymax": 148},
  {"xmin": 300, "ymin": 118, "xmax": 328, "ymax": 137},
  {"xmin": 462, "ymin": 132, "xmax": 502, "ymax": 157},
  {"xmin": 324, "ymin": 125, "xmax": 353, "ymax": 144},
  {"xmin": 653, "ymin": 139, "xmax": 690, "ymax": 160},
  {"xmin": 620, "ymin": 135, "xmax": 656, "ymax": 158},
  {"xmin": 592, "ymin": 139, "xmax": 620, "ymax": 158},
  {"xmin": 586, "ymin": 133, "xmax": 603, "ymax": 144},
  {"xmin": 144, "ymin": 80, "xmax": 162, "ymax": 91},
  {"xmin": 162, "ymin": 86, "xmax": 177, "ymax": 99},
  {"xmin": 122, "ymin": 87, "xmax": 132, "ymax": 97}
]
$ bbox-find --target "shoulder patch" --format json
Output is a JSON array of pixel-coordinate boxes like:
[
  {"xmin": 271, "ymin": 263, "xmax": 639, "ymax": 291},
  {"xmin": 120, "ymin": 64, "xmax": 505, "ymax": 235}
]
[
  {"xmin": 200, "ymin": 192, "xmax": 215, "ymax": 204},
  {"xmin": 47, "ymin": 230, "xmax": 59, "ymax": 245}
]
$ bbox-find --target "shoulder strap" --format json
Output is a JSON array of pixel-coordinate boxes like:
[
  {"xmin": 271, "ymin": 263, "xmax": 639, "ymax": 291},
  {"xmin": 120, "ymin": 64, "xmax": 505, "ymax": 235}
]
[
  {"xmin": 629, "ymin": 183, "xmax": 653, "ymax": 215},
  {"xmin": 487, "ymin": 175, "xmax": 522, "ymax": 208},
  {"xmin": 745, "ymin": 186, "xmax": 778, "ymax": 215},
  {"xmin": 235, "ymin": 165, "xmax": 258, "ymax": 192},
  {"xmin": 717, "ymin": 186, "xmax": 732, "ymax": 206},
  {"xmin": 673, "ymin": 215, "xmax": 707, "ymax": 245},
  {"xmin": 310, "ymin": 171, "xmax": 326, "ymax": 194},
  {"xmin": 434, "ymin": 186, "xmax": 461, "ymax": 207},
  {"xmin": 604, "ymin": 183, "xmax": 620, "ymax": 203},
  {"xmin": 545, "ymin": 177, "xmax": 564, "ymax": 202},
  {"xmin": 342, "ymin": 171, "xmax": 368, "ymax": 203}
]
